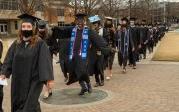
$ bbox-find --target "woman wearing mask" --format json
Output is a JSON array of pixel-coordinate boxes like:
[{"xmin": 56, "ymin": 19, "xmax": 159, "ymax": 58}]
[
  {"xmin": 0, "ymin": 13, "xmax": 54, "ymax": 112},
  {"xmin": 103, "ymin": 17, "xmax": 116, "ymax": 80}
]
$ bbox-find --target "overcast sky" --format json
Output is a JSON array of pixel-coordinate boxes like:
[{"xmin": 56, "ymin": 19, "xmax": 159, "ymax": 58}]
[{"xmin": 158, "ymin": 0, "xmax": 178, "ymax": 1}]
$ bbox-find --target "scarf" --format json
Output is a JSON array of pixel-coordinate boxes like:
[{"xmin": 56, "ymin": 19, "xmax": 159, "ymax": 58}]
[
  {"xmin": 117, "ymin": 28, "xmax": 129, "ymax": 58},
  {"xmin": 69, "ymin": 26, "xmax": 89, "ymax": 60}
]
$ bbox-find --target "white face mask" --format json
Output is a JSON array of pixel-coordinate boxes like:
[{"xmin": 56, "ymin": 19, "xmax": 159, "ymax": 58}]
[{"xmin": 130, "ymin": 21, "xmax": 135, "ymax": 26}]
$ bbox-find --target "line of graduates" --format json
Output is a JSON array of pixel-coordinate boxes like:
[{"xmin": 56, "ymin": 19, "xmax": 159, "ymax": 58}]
[
  {"xmin": 0, "ymin": 12, "xmax": 167, "ymax": 112},
  {"xmin": 52, "ymin": 14, "xmax": 167, "ymax": 95}
]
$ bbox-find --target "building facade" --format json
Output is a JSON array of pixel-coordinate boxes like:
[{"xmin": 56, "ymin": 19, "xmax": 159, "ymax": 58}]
[
  {"xmin": 0, "ymin": 0, "xmax": 75, "ymax": 36},
  {"xmin": 0, "ymin": 0, "xmax": 20, "ymax": 36}
]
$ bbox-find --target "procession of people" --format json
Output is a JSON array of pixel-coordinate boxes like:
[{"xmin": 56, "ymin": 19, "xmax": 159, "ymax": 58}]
[{"xmin": 0, "ymin": 11, "xmax": 167, "ymax": 112}]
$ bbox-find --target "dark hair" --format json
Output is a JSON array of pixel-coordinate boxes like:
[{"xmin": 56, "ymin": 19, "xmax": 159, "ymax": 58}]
[{"xmin": 18, "ymin": 22, "xmax": 38, "ymax": 47}]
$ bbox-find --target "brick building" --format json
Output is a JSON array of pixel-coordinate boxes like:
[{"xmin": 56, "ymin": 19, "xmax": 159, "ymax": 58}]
[{"xmin": 0, "ymin": 0, "xmax": 75, "ymax": 36}]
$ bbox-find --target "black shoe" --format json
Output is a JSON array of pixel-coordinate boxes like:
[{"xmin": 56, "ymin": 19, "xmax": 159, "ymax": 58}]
[
  {"xmin": 94, "ymin": 83, "xmax": 100, "ymax": 87},
  {"xmin": 133, "ymin": 66, "xmax": 136, "ymax": 69},
  {"xmin": 100, "ymin": 81, "xmax": 104, "ymax": 86},
  {"xmin": 79, "ymin": 82, "xmax": 88, "ymax": 96},
  {"xmin": 87, "ymin": 83, "xmax": 92, "ymax": 93},
  {"xmin": 78, "ymin": 89, "xmax": 88, "ymax": 96}
]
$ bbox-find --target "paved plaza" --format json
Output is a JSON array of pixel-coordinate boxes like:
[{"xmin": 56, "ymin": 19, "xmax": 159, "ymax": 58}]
[{"xmin": 2, "ymin": 32, "xmax": 179, "ymax": 112}]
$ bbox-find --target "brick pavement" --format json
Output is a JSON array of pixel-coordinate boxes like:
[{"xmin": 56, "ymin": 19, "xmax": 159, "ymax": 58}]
[
  {"xmin": 2, "ymin": 33, "xmax": 179, "ymax": 112},
  {"xmin": 3, "ymin": 57, "xmax": 179, "ymax": 112}
]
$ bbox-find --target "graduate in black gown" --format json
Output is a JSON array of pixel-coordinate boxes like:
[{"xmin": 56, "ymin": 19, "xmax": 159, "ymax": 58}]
[
  {"xmin": 128, "ymin": 18, "xmax": 139, "ymax": 69},
  {"xmin": 116, "ymin": 17, "xmax": 134, "ymax": 73},
  {"xmin": 139, "ymin": 20, "xmax": 149, "ymax": 59},
  {"xmin": 88, "ymin": 15, "xmax": 105, "ymax": 87},
  {"xmin": 0, "ymin": 13, "xmax": 54, "ymax": 112},
  {"xmin": 55, "ymin": 13, "xmax": 110, "ymax": 95},
  {"xmin": 0, "ymin": 39, "xmax": 3, "ymax": 112},
  {"xmin": 147, "ymin": 24, "xmax": 154, "ymax": 54},
  {"xmin": 103, "ymin": 17, "xmax": 116, "ymax": 80},
  {"xmin": 37, "ymin": 20, "xmax": 57, "ymax": 99}
]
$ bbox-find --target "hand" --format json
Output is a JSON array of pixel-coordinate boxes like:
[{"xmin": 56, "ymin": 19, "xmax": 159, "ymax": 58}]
[
  {"xmin": 0, "ymin": 75, "xmax": 6, "ymax": 80},
  {"xmin": 111, "ymin": 48, "xmax": 116, "ymax": 53},
  {"xmin": 132, "ymin": 47, "xmax": 135, "ymax": 52},
  {"xmin": 110, "ymin": 27, "xmax": 116, "ymax": 33},
  {"xmin": 47, "ymin": 80, "xmax": 54, "ymax": 89},
  {"xmin": 138, "ymin": 44, "xmax": 142, "ymax": 49}
]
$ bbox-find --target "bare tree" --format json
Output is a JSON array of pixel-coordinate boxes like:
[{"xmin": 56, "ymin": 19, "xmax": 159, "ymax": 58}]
[{"xmin": 18, "ymin": 0, "xmax": 37, "ymax": 14}]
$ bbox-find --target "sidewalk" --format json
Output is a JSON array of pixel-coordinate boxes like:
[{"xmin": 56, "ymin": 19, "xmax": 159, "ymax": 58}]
[{"xmin": 2, "ymin": 33, "xmax": 179, "ymax": 112}]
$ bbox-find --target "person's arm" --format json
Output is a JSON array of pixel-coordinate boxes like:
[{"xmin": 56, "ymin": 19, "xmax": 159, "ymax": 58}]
[
  {"xmin": 38, "ymin": 41, "xmax": 54, "ymax": 82},
  {"xmin": 1, "ymin": 41, "xmax": 16, "ymax": 78},
  {"xmin": 89, "ymin": 30, "xmax": 112, "ymax": 56},
  {"xmin": 51, "ymin": 26, "xmax": 73, "ymax": 39},
  {"xmin": 129, "ymin": 29, "xmax": 135, "ymax": 51}
]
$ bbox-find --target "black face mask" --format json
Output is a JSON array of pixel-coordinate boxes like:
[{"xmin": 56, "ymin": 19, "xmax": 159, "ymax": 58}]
[
  {"xmin": 121, "ymin": 24, "xmax": 127, "ymax": 27},
  {"xmin": 22, "ymin": 30, "xmax": 33, "ymax": 38},
  {"xmin": 39, "ymin": 31, "xmax": 46, "ymax": 35}
]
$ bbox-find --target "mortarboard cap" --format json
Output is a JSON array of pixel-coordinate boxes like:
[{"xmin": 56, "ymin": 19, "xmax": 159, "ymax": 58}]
[
  {"xmin": 105, "ymin": 16, "xmax": 113, "ymax": 20},
  {"xmin": 88, "ymin": 15, "xmax": 101, "ymax": 23},
  {"xmin": 75, "ymin": 13, "xmax": 87, "ymax": 19},
  {"xmin": 130, "ymin": 17, "xmax": 137, "ymax": 21},
  {"xmin": 18, "ymin": 13, "xmax": 41, "ymax": 26},
  {"xmin": 121, "ymin": 17, "xmax": 129, "ymax": 22},
  {"xmin": 38, "ymin": 20, "xmax": 47, "ymax": 29}
]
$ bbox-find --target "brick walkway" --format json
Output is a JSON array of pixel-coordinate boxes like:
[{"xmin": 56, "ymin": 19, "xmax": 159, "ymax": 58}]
[{"xmin": 2, "ymin": 33, "xmax": 179, "ymax": 112}]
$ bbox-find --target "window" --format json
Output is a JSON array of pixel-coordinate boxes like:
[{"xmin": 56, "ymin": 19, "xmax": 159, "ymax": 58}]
[
  {"xmin": 58, "ymin": 22, "xmax": 65, "ymax": 26},
  {"xmin": 15, "ymin": 21, "xmax": 18, "ymax": 30},
  {"xmin": 0, "ymin": 26, "xmax": 3, "ymax": 32},
  {"xmin": 57, "ymin": 9, "xmax": 64, "ymax": 16},
  {"xmin": 0, "ymin": 1, "xmax": 18, "ymax": 10}
]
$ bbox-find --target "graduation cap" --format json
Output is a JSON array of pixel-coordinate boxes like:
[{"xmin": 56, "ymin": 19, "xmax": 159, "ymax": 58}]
[
  {"xmin": 130, "ymin": 17, "xmax": 137, "ymax": 21},
  {"xmin": 105, "ymin": 16, "xmax": 113, "ymax": 20},
  {"xmin": 18, "ymin": 13, "xmax": 41, "ymax": 26},
  {"xmin": 38, "ymin": 20, "xmax": 47, "ymax": 29},
  {"xmin": 121, "ymin": 17, "xmax": 129, "ymax": 23},
  {"xmin": 88, "ymin": 15, "xmax": 101, "ymax": 23},
  {"xmin": 75, "ymin": 13, "xmax": 87, "ymax": 20},
  {"xmin": 142, "ymin": 20, "xmax": 146, "ymax": 22}
]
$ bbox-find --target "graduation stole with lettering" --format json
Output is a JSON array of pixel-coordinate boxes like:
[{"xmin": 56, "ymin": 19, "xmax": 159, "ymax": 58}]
[
  {"xmin": 69, "ymin": 26, "xmax": 89, "ymax": 60},
  {"xmin": 117, "ymin": 29, "xmax": 129, "ymax": 57}
]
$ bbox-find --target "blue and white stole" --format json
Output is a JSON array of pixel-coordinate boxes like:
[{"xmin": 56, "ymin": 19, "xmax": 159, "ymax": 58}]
[
  {"xmin": 69, "ymin": 26, "xmax": 89, "ymax": 60},
  {"xmin": 117, "ymin": 28, "xmax": 129, "ymax": 58}
]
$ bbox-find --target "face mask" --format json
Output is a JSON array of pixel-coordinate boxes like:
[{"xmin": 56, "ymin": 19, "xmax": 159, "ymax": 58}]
[
  {"xmin": 22, "ymin": 30, "xmax": 33, "ymax": 38},
  {"xmin": 121, "ymin": 24, "xmax": 127, "ymax": 27},
  {"xmin": 39, "ymin": 31, "xmax": 46, "ymax": 35}
]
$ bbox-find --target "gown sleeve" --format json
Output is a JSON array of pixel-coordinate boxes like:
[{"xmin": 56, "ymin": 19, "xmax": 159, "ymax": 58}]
[
  {"xmin": 89, "ymin": 30, "xmax": 112, "ymax": 56},
  {"xmin": 1, "ymin": 40, "xmax": 16, "ymax": 78},
  {"xmin": 38, "ymin": 41, "xmax": 54, "ymax": 82}
]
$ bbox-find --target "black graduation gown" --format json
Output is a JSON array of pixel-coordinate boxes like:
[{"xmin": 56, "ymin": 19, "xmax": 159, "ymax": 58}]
[
  {"xmin": 54, "ymin": 26, "xmax": 110, "ymax": 85},
  {"xmin": 103, "ymin": 27, "xmax": 116, "ymax": 69},
  {"xmin": 129, "ymin": 26, "xmax": 139, "ymax": 49},
  {"xmin": 139, "ymin": 26, "xmax": 149, "ymax": 54},
  {"xmin": 1, "ymin": 38, "xmax": 54, "ymax": 112},
  {"xmin": 0, "ymin": 40, "xmax": 3, "ymax": 111}
]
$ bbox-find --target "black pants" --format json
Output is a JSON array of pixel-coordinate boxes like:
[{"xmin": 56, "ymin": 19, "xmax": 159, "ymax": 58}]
[
  {"xmin": 94, "ymin": 55, "xmax": 104, "ymax": 83},
  {"xmin": 106, "ymin": 53, "xmax": 115, "ymax": 70},
  {"xmin": 141, "ymin": 44, "xmax": 147, "ymax": 58},
  {"xmin": 118, "ymin": 52, "xmax": 128, "ymax": 68},
  {"xmin": 129, "ymin": 50, "xmax": 136, "ymax": 66},
  {"xmin": 60, "ymin": 60, "xmax": 68, "ymax": 79},
  {"xmin": 0, "ymin": 86, "xmax": 3, "ymax": 112},
  {"xmin": 148, "ymin": 41, "xmax": 154, "ymax": 53}
]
